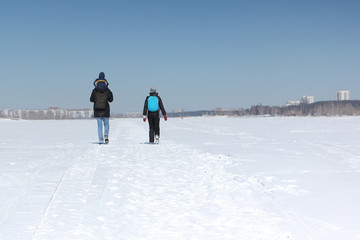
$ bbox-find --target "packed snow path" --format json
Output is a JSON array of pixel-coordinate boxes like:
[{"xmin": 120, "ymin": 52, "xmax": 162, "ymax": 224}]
[{"xmin": 1, "ymin": 117, "xmax": 359, "ymax": 240}]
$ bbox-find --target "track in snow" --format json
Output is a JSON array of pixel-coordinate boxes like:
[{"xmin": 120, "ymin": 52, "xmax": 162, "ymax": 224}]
[{"xmin": 27, "ymin": 120, "xmax": 304, "ymax": 240}]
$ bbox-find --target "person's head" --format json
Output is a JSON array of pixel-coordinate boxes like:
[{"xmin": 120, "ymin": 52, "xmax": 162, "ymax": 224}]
[
  {"xmin": 98, "ymin": 72, "xmax": 105, "ymax": 79},
  {"xmin": 94, "ymin": 72, "xmax": 108, "ymax": 88},
  {"xmin": 150, "ymin": 87, "xmax": 157, "ymax": 94}
]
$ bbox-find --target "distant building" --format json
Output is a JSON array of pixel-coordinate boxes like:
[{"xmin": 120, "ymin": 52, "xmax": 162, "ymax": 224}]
[
  {"xmin": 301, "ymin": 96, "xmax": 314, "ymax": 104},
  {"xmin": 0, "ymin": 108, "xmax": 9, "ymax": 117},
  {"xmin": 287, "ymin": 95, "xmax": 314, "ymax": 107},
  {"xmin": 337, "ymin": 90, "xmax": 350, "ymax": 101},
  {"xmin": 0, "ymin": 107, "xmax": 93, "ymax": 119},
  {"xmin": 286, "ymin": 101, "xmax": 301, "ymax": 107}
]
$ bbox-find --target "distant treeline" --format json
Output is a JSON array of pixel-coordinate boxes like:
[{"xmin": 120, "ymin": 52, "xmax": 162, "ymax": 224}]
[
  {"xmin": 246, "ymin": 100, "xmax": 360, "ymax": 116},
  {"xmin": 2, "ymin": 101, "xmax": 360, "ymax": 120},
  {"xmin": 168, "ymin": 100, "xmax": 360, "ymax": 117}
]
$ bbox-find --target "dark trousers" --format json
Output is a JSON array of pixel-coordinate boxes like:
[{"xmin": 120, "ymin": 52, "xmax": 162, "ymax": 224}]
[{"xmin": 148, "ymin": 112, "xmax": 160, "ymax": 142}]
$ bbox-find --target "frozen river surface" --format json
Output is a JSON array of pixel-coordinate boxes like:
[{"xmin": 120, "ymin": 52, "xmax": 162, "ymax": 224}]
[{"xmin": 0, "ymin": 117, "xmax": 359, "ymax": 240}]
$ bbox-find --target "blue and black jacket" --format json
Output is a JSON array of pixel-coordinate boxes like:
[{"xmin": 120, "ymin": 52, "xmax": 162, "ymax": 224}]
[{"xmin": 143, "ymin": 92, "xmax": 166, "ymax": 118}]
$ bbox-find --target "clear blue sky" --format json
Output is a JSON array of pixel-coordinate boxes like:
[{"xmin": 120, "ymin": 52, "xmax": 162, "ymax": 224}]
[{"xmin": 1, "ymin": 0, "xmax": 359, "ymax": 113}]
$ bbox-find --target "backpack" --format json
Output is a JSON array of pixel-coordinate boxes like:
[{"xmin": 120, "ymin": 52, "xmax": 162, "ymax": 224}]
[
  {"xmin": 95, "ymin": 91, "xmax": 108, "ymax": 110},
  {"xmin": 148, "ymin": 96, "xmax": 159, "ymax": 112}
]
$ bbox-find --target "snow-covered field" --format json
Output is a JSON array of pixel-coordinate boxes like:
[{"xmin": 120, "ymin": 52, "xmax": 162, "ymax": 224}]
[{"xmin": 0, "ymin": 117, "xmax": 359, "ymax": 240}]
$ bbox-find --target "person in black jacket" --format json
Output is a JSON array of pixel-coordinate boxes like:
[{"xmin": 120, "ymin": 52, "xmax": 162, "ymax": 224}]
[
  {"xmin": 90, "ymin": 72, "xmax": 113, "ymax": 144},
  {"xmin": 143, "ymin": 87, "xmax": 167, "ymax": 144}
]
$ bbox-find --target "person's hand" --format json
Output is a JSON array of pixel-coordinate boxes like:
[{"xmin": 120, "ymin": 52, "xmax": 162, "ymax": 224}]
[
  {"xmin": 164, "ymin": 115, "xmax": 167, "ymax": 121},
  {"xmin": 143, "ymin": 116, "xmax": 147, "ymax": 122}
]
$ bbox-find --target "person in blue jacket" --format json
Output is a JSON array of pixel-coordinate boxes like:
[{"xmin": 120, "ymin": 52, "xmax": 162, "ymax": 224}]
[{"xmin": 143, "ymin": 87, "xmax": 167, "ymax": 144}]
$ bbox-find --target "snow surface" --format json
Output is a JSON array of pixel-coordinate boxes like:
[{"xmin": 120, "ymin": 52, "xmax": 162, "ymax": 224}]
[{"xmin": 0, "ymin": 117, "xmax": 360, "ymax": 240}]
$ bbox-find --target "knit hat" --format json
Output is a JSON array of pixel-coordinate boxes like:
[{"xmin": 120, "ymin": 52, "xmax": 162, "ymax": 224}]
[
  {"xmin": 99, "ymin": 72, "xmax": 105, "ymax": 79},
  {"xmin": 150, "ymin": 87, "xmax": 157, "ymax": 93}
]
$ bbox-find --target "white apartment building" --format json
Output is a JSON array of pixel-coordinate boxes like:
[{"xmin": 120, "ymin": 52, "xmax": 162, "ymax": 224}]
[
  {"xmin": 301, "ymin": 96, "xmax": 314, "ymax": 104},
  {"xmin": 286, "ymin": 101, "xmax": 301, "ymax": 107},
  {"xmin": 0, "ymin": 109, "xmax": 9, "ymax": 117},
  {"xmin": 337, "ymin": 90, "xmax": 350, "ymax": 101}
]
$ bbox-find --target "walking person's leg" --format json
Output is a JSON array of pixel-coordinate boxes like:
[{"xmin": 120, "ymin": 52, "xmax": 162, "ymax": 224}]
[
  {"xmin": 97, "ymin": 117, "xmax": 104, "ymax": 143},
  {"xmin": 148, "ymin": 115, "xmax": 155, "ymax": 143},
  {"xmin": 104, "ymin": 117, "xmax": 110, "ymax": 143},
  {"xmin": 154, "ymin": 117, "xmax": 160, "ymax": 143}
]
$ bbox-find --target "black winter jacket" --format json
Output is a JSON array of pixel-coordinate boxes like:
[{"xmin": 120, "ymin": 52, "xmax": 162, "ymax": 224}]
[
  {"xmin": 143, "ymin": 92, "xmax": 166, "ymax": 117},
  {"xmin": 90, "ymin": 88, "xmax": 113, "ymax": 117}
]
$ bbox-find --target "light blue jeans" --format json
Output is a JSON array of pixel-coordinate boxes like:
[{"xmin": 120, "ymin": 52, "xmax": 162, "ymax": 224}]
[{"xmin": 97, "ymin": 117, "xmax": 109, "ymax": 141}]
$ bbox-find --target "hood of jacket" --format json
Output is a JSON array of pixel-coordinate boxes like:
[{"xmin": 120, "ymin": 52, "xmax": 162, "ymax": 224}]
[
  {"xmin": 94, "ymin": 72, "xmax": 109, "ymax": 87},
  {"xmin": 95, "ymin": 81, "xmax": 107, "ymax": 91}
]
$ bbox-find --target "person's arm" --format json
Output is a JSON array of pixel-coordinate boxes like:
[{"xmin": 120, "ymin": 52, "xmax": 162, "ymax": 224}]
[
  {"xmin": 158, "ymin": 96, "xmax": 167, "ymax": 120},
  {"xmin": 142, "ymin": 97, "xmax": 149, "ymax": 122},
  {"xmin": 143, "ymin": 97, "xmax": 149, "ymax": 116},
  {"xmin": 90, "ymin": 89, "xmax": 96, "ymax": 102},
  {"xmin": 107, "ymin": 89, "xmax": 113, "ymax": 102}
]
